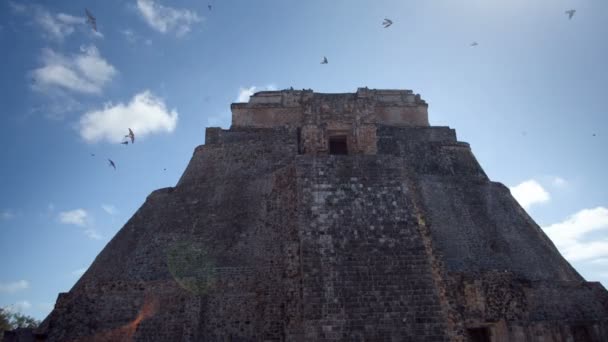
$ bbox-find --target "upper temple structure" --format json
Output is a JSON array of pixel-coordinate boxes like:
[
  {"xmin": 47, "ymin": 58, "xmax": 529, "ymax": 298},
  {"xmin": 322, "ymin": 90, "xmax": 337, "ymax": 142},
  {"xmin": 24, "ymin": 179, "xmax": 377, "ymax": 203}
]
[{"xmin": 10, "ymin": 88, "xmax": 608, "ymax": 342}]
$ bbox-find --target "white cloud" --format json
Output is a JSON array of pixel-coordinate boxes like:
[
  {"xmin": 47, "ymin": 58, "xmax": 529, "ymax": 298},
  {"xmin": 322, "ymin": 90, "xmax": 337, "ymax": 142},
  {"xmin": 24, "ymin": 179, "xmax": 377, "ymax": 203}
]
[
  {"xmin": 101, "ymin": 204, "xmax": 117, "ymax": 215},
  {"xmin": 79, "ymin": 90, "xmax": 178, "ymax": 143},
  {"xmin": 237, "ymin": 86, "xmax": 257, "ymax": 103},
  {"xmin": 136, "ymin": 0, "xmax": 202, "ymax": 37},
  {"xmin": 56, "ymin": 13, "xmax": 85, "ymax": 25},
  {"xmin": 543, "ymin": 207, "xmax": 608, "ymax": 261},
  {"xmin": 9, "ymin": 3, "xmax": 96, "ymax": 41},
  {"xmin": 509, "ymin": 179, "xmax": 550, "ymax": 210},
  {"xmin": 58, "ymin": 209, "xmax": 88, "ymax": 227},
  {"xmin": 207, "ymin": 84, "xmax": 277, "ymax": 128},
  {"xmin": 31, "ymin": 45, "xmax": 116, "ymax": 95},
  {"xmin": 58, "ymin": 209, "xmax": 102, "ymax": 239},
  {"xmin": 0, "ymin": 280, "xmax": 29, "ymax": 294},
  {"xmin": 4, "ymin": 301, "xmax": 32, "ymax": 313},
  {"xmin": 35, "ymin": 10, "xmax": 76, "ymax": 41},
  {"xmin": 236, "ymin": 84, "xmax": 278, "ymax": 103}
]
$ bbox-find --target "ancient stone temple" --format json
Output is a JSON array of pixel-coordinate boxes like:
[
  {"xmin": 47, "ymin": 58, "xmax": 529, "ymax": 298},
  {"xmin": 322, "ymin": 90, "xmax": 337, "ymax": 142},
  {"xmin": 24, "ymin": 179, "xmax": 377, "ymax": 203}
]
[{"xmin": 16, "ymin": 88, "xmax": 608, "ymax": 341}]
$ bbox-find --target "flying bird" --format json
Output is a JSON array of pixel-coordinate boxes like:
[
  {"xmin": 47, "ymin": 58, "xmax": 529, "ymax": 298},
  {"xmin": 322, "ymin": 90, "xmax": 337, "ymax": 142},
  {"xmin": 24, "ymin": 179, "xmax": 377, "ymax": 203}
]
[
  {"xmin": 565, "ymin": 9, "xmax": 576, "ymax": 20},
  {"xmin": 470, "ymin": 41, "xmax": 478, "ymax": 47},
  {"xmin": 321, "ymin": 56, "xmax": 328, "ymax": 64},
  {"xmin": 125, "ymin": 128, "xmax": 135, "ymax": 144},
  {"xmin": 208, "ymin": 4, "xmax": 212, "ymax": 10},
  {"xmin": 85, "ymin": 9, "xmax": 97, "ymax": 31},
  {"xmin": 120, "ymin": 141, "xmax": 129, "ymax": 145},
  {"xmin": 108, "ymin": 159, "xmax": 116, "ymax": 170},
  {"xmin": 90, "ymin": 153, "xmax": 95, "ymax": 157},
  {"xmin": 382, "ymin": 18, "xmax": 393, "ymax": 28}
]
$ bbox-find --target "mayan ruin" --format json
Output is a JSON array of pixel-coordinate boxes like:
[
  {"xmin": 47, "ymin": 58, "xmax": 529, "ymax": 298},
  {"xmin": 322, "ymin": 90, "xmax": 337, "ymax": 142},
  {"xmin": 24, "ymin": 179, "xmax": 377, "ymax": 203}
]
[{"xmin": 6, "ymin": 88, "xmax": 608, "ymax": 341}]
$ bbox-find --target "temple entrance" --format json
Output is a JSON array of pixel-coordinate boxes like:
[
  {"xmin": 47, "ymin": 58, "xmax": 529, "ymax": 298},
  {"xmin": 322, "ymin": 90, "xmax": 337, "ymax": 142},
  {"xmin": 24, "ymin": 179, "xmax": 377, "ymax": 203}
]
[
  {"xmin": 467, "ymin": 327, "xmax": 491, "ymax": 342},
  {"xmin": 329, "ymin": 135, "xmax": 348, "ymax": 155}
]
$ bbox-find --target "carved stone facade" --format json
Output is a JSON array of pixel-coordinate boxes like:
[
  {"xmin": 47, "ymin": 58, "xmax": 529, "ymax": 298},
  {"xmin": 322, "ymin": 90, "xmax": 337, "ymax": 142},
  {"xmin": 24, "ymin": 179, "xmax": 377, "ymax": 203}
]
[
  {"xmin": 231, "ymin": 88, "xmax": 429, "ymax": 155},
  {"xmin": 9, "ymin": 88, "xmax": 608, "ymax": 342}
]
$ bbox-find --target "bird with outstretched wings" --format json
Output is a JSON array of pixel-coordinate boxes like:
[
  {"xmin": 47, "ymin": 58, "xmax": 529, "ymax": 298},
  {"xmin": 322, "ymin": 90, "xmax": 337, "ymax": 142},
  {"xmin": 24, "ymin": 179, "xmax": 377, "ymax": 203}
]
[
  {"xmin": 382, "ymin": 18, "xmax": 393, "ymax": 28},
  {"xmin": 85, "ymin": 9, "xmax": 97, "ymax": 31},
  {"xmin": 125, "ymin": 128, "xmax": 135, "ymax": 144},
  {"xmin": 321, "ymin": 56, "xmax": 328, "ymax": 64},
  {"xmin": 565, "ymin": 9, "xmax": 576, "ymax": 20}
]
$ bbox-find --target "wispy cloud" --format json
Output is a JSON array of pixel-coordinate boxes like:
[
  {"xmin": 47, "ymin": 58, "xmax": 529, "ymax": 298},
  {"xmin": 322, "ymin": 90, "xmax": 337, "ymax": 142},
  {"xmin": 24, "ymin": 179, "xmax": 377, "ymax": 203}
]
[
  {"xmin": 9, "ymin": 3, "xmax": 97, "ymax": 41},
  {"xmin": 120, "ymin": 29, "xmax": 150, "ymax": 45},
  {"xmin": 31, "ymin": 45, "xmax": 116, "ymax": 96},
  {"xmin": 58, "ymin": 209, "xmax": 102, "ymax": 239},
  {"xmin": 101, "ymin": 204, "xmax": 117, "ymax": 215},
  {"xmin": 0, "ymin": 280, "xmax": 29, "ymax": 294},
  {"xmin": 136, "ymin": 0, "xmax": 202, "ymax": 37},
  {"xmin": 8, "ymin": 1, "xmax": 26, "ymax": 13},
  {"xmin": 121, "ymin": 28, "xmax": 137, "ymax": 43},
  {"xmin": 84, "ymin": 228, "xmax": 102, "ymax": 240},
  {"xmin": 79, "ymin": 90, "xmax": 178, "ymax": 143},
  {"xmin": 543, "ymin": 207, "xmax": 608, "ymax": 262},
  {"xmin": 552, "ymin": 176, "xmax": 568, "ymax": 188},
  {"xmin": 71, "ymin": 268, "xmax": 87, "ymax": 277},
  {"xmin": 58, "ymin": 209, "xmax": 88, "ymax": 226},
  {"xmin": 509, "ymin": 179, "xmax": 550, "ymax": 210},
  {"xmin": 4, "ymin": 301, "xmax": 32, "ymax": 313},
  {"xmin": 1, "ymin": 209, "xmax": 16, "ymax": 220}
]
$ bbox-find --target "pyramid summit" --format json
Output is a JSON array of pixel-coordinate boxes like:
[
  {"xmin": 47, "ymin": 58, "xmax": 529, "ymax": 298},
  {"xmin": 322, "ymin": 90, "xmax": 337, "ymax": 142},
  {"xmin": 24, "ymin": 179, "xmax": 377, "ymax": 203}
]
[{"xmin": 12, "ymin": 88, "xmax": 608, "ymax": 341}]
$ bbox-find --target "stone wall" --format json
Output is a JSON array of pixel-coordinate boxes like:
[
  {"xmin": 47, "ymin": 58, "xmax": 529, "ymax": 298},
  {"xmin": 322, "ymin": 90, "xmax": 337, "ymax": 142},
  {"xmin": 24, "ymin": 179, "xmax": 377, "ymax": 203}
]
[{"xmin": 293, "ymin": 155, "xmax": 451, "ymax": 341}]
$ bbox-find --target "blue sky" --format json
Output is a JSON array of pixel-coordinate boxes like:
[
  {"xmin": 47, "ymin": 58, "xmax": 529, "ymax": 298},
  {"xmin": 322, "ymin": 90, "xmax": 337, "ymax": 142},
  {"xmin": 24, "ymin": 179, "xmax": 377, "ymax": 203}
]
[{"xmin": 0, "ymin": 0, "xmax": 607, "ymax": 320}]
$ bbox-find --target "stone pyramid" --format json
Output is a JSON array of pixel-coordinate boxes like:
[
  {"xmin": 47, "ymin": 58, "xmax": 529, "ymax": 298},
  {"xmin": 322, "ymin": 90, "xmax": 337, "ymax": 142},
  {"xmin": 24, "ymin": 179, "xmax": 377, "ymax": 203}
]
[{"xmin": 19, "ymin": 88, "xmax": 608, "ymax": 341}]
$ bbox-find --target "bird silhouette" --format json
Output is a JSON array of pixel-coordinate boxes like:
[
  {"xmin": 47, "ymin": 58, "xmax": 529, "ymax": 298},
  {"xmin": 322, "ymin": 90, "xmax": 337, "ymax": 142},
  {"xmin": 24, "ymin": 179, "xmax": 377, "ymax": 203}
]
[
  {"xmin": 208, "ymin": 4, "xmax": 212, "ymax": 10},
  {"xmin": 470, "ymin": 41, "xmax": 479, "ymax": 47},
  {"xmin": 85, "ymin": 9, "xmax": 97, "ymax": 31},
  {"xmin": 321, "ymin": 56, "xmax": 328, "ymax": 64},
  {"xmin": 120, "ymin": 141, "xmax": 129, "ymax": 145},
  {"xmin": 108, "ymin": 159, "xmax": 116, "ymax": 170},
  {"xmin": 565, "ymin": 9, "xmax": 576, "ymax": 20},
  {"xmin": 125, "ymin": 128, "xmax": 135, "ymax": 144},
  {"xmin": 382, "ymin": 18, "xmax": 393, "ymax": 28}
]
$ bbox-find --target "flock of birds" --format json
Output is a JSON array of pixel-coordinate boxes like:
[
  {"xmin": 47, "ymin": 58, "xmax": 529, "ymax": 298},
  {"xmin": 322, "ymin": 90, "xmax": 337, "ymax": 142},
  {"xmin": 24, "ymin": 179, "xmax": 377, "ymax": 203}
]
[
  {"xmin": 92, "ymin": 128, "xmax": 135, "ymax": 171},
  {"xmin": 82, "ymin": 6, "xmax": 220, "ymax": 172},
  {"xmin": 81, "ymin": 6, "xmax": 581, "ymax": 170},
  {"xmin": 320, "ymin": 10, "xmax": 577, "ymax": 64}
]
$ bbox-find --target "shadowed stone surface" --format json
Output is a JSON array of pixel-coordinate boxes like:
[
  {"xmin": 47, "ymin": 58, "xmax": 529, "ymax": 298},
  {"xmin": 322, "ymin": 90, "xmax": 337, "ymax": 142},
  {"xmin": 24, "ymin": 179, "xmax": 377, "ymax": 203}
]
[{"xmin": 9, "ymin": 88, "xmax": 608, "ymax": 341}]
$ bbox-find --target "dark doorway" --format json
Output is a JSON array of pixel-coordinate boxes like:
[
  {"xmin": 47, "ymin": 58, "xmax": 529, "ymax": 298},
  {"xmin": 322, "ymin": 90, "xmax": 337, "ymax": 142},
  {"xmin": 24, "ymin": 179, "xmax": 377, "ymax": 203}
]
[
  {"xmin": 329, "ymin": 135, "xmax": 348, "ymax": 155},
  {"xmin": 467, "ymin": 327, "xmax": 491, "ymax": 342},
  {"xmin": 571, "ymin": 325, "xmax": 592, "ymax": 342}
]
